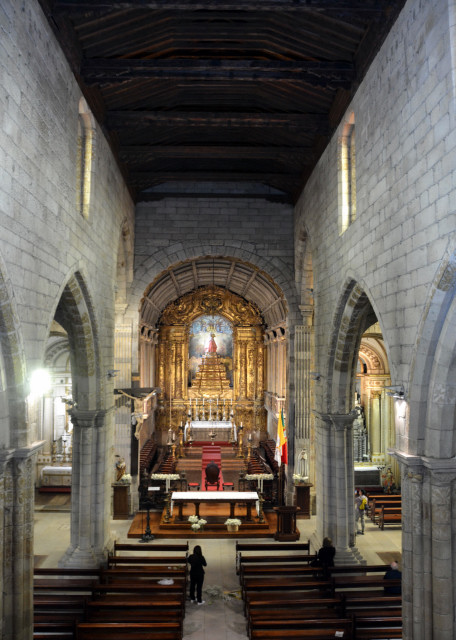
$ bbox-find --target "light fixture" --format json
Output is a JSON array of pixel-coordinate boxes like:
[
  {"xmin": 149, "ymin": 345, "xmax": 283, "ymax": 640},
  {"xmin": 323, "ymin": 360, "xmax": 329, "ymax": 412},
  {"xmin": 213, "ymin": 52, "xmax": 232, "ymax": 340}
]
[
  {"xmin": 310, "ymin": 372, "xmax": 322, "ymax": 381},
  {"xmin": 29, "ymin": 369, "xmax": 52, "ymax": 397},
  {"xmin": 107, "ymin": 369, "xmax": 120, "ymax": 378},
  {"xmin": 385, "ymin": 385, "xmax": 406, "ymax": 399}
]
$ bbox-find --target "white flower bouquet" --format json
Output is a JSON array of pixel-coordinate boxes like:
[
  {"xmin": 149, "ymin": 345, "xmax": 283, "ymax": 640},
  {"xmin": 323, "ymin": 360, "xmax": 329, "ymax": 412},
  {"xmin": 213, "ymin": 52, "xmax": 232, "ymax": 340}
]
[
  {"xmin": 292, "ymin": 473, "xmax": 309, "ymax": 484},
  {"xmin": 189, "ymin": 516, "xmax": 207, "ymax": 530},
  {"xmin": 150, "ymin": 473, "xmax": 180, "ymax": 480},
  {"xmin": 245, "ymin": 473, "xmax": 273, "ymax": 480},
  {"xmin": 224, "ymin": 518, "xmax": 242, "ymax": 526}
]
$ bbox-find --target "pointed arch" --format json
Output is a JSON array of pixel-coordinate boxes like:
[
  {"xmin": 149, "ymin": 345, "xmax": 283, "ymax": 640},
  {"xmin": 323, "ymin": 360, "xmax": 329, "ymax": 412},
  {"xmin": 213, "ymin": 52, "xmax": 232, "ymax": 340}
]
[
  {"xmin": 327, "ymin": 279, "xmax": 380, "ymax": 413},
  {"xmin": 0, "ymin": 256, "xmax": 27, "ymax": 449},
  {"xmin": 409, "ymin": 251, "xmax": 456, "ymax": 458},
  {"xmin": 52, "ymin": 271, "xmax": 101, "ymax": 410}
]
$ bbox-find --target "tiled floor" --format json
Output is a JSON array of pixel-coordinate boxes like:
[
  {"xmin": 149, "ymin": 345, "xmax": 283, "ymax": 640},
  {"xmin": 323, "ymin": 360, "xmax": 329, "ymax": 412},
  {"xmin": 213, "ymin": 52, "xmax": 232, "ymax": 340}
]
[{"xmin": 34, "ymin": 506, "xmax": 402, "ymax": 640}]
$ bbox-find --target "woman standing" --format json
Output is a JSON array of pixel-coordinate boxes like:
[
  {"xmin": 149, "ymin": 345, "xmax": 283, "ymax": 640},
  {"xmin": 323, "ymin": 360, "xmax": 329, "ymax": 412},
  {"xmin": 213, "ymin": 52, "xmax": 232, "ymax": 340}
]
[{"xmin": 188, "ymin": 545, "xmax": 207, "ymax": 605}]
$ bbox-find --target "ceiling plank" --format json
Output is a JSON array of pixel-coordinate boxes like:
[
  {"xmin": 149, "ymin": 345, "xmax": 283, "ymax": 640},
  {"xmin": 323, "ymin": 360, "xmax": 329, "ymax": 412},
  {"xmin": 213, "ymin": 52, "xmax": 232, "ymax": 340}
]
[
  {"xmin": 82, "ymin": 59, "xmax": 354, "ymax": 87},
  {"xmin": 119, "ymin": 145, "xmax": 314, "ymax": 163},
  {"xmin": 107, "ymin": 111, "xmax": 330, "ymax": 134}
]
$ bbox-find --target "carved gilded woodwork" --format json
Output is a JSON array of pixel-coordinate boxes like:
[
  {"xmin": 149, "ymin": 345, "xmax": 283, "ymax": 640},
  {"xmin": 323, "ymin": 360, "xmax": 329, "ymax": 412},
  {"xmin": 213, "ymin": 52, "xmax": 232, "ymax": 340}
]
[{"xmin": 156, "ymin": 286, "xmax": 266, "ymax": 432}]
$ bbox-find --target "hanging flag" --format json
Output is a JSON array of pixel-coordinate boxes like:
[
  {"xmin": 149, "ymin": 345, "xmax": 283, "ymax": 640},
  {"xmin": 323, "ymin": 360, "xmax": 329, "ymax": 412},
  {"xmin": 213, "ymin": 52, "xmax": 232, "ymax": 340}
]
[{"xmin": 275, "ymin": 409, "xmax": 288, "ymax": 465}]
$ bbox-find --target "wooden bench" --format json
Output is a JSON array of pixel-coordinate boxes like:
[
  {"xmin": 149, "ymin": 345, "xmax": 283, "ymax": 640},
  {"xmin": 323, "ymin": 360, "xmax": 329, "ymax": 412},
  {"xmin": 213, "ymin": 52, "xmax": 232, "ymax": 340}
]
[
  {"xmin": 249, "ymin": 619, "xmax": 354, "ymax": 640},
  {"xmin": 113, "ymin": 542, "xmax": 188, "ymax": 554},
  {"xmin": 101, "ymin": 567, "xmax": 186, "ymax": 582},
  {"xmin": 369, "ymin": 496, "xmax": 401, "ymax": 523},
  {"xmin": 236, "ymin": 540, "xmax": 311, "ymax": 572},
  {"xmin": 33, "ymin": 620, "xmax": 76, "ymax": 639},
  {"xmin": 76, "ymin": 621, "xmax": 181, "ymax": 639},
  {"xmin": 107, "ymin": 555, "xmax": 186, "ymax": 567},
  {"xmin": 378, "ymin": 505, "xmax": 402, "ymax": 529}
]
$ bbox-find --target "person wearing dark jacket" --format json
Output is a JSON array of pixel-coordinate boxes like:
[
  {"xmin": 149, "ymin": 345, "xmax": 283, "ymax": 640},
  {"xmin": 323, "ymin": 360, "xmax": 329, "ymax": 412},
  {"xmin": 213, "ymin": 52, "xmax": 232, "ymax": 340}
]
[
  {"xmin": 188, "ymin": 545, "xmax": 207, "ymax": 604},
  {"xmin": 384, "ymin": 560, "xmax": 402, "ymax": 594},
  {"xmin": 311, "ymin": 537, "xmax": 336, "ymax": 576}
]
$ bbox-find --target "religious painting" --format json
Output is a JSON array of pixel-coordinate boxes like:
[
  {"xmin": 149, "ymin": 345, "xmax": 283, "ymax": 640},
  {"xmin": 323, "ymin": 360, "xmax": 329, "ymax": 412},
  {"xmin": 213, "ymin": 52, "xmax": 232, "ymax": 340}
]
[{"xmin": 188, "ymin": 314, "xmax": 233, "ymax": 385}]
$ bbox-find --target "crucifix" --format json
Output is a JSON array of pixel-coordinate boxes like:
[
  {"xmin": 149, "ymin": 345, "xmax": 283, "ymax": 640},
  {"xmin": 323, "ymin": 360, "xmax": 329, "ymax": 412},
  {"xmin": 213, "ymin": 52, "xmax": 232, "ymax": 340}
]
[{"xmin": 114, "ymin": 387, "xmax": 161, "ymax": 439}]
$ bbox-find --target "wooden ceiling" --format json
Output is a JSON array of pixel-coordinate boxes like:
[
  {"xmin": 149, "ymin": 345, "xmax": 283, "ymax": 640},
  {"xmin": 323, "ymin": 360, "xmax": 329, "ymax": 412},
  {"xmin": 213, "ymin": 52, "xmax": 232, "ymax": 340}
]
[{"xmin": 39, "ymin": 0, "xmax": 406, "ymax": 204}]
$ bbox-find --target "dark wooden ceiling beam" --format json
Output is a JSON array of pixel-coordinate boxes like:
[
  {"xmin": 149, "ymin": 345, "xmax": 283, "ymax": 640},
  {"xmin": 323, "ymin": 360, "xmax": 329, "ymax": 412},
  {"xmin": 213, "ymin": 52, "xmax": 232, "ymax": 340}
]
[
  {"xmin": 53, "ymin": 1, "xmax": 388, "ymax": 14},
  {"xmin": 130, "ymin": 171, "xmax": 303, "ymax": 186},
  {"xmin": 107, "ymin": 111, "xmax": 329, "ymax": 134},
  {"xmin": 82, "ymin": 59, "xmax": 353, "ymax": 87},
  {"xmin": 138, "ymin": 191, "xmax": 293, "ymax": 203},
  {"xmin": 119, "ymin": 145, "xmax": 314, "ymax": 162}
]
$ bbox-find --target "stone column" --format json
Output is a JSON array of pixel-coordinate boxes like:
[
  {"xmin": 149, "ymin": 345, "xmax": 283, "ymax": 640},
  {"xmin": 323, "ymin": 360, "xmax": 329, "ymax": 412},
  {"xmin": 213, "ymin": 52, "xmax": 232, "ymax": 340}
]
[
  {"xmin": 370, "ymin": 390, "xmax": 382, "ymax": 458},
  {"xmin": 396, "ymin": 452, "xmax": 456, "ymax": 640},
  {"xmin": 0, "ymin": 442, "xmax": 44, "ymax": 640},
  {"xmin": 313, "ymin": 412, "xmax": 362, "ymax": 563},
  {"xmin": 60, "ymin": 409, "xmax": 112, "ymax": 568}
]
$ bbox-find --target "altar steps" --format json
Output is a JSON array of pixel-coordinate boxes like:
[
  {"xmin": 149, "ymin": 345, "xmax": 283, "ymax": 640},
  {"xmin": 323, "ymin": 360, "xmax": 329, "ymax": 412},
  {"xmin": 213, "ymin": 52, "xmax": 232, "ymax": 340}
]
[{"xmin": 128, "ymin": 507, "xmax": 276, "ymax": 539}]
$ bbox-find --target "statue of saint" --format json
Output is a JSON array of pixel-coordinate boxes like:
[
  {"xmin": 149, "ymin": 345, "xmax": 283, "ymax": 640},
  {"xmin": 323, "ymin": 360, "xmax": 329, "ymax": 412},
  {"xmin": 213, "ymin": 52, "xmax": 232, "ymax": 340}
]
[
  {"xmin": 207, "ymin": 333, "xmax": 217, "ymax": 354},
  {"xmin": 115, "ymin": 456, "xmax": 126, "ymax": 481}
]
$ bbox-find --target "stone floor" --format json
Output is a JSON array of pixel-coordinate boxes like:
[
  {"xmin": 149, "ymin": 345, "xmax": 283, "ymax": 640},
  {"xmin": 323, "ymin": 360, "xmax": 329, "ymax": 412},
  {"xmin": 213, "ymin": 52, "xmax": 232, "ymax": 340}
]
[{"xmin": 34, "ymin": 498, "xmax": 402, "ymax": 640}]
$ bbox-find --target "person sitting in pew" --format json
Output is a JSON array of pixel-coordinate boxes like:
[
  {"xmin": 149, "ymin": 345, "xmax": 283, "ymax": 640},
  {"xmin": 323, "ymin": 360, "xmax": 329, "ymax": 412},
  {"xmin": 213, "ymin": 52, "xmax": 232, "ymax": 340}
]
[
  {"xmin": 384, "ymin": 560, "xmax": 402, "ymax": 594},
  {"xmin": 310, "ymin": 537, "xmax": 335, "ymax": 576}
]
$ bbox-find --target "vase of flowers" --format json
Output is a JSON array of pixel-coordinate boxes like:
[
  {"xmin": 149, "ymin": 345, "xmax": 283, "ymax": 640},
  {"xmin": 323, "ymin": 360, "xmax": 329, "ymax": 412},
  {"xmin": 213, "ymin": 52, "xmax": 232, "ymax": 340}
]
[
  {"xmin": 224, "ymin": 518, "xmax": 242, "ymax": 532},
  {"xmin": 188, "ymin": 515, "xmax": 207, "ymax": 532}
]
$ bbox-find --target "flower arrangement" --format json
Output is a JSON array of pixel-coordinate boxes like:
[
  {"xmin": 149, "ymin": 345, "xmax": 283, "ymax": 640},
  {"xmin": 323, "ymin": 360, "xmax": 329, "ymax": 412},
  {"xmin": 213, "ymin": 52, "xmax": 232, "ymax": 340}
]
[
  {"xmin": 224, "ymin": 518, "xmax": 242, "ymax": 526},
  {"xmin": 150, "ymin": 473, "xmax": 180, "ymax": 480},
  {"xmin": 245, "ymin": 473, "xmax": 273, "ymax": 480},
  {"xmin": 188, "ymin": 515, "xmax": 207, "ymax": 531},
  {"xmin": 119, "ymin": 473, "xmax": 132, "ymax": 484},
  {"xmin": 293, "ymin": 473, "xmax": 309, "ymax": 484}
]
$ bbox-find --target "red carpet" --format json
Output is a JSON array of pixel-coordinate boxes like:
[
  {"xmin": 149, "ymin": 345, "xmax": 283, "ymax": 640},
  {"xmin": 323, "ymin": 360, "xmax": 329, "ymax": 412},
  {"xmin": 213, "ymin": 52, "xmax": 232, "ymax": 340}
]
[{"xmin": 201, "ymin": 446, "xmax": 224, "ymax": 490}]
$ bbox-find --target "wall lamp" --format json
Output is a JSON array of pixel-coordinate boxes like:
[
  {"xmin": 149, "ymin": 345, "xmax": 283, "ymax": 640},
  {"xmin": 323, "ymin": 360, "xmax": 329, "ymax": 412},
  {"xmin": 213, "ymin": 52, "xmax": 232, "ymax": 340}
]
[
  {"xmin": 310, "ymin": 372, "xmax": 322, "ymax": 381},
  {"xmin": 385, "ymin": 385, "xmax": 406, "ymax": 400}
]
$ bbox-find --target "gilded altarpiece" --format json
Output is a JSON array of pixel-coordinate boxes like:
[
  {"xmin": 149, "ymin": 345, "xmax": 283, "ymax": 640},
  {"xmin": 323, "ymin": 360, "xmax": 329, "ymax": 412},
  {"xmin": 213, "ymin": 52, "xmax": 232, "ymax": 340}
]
[{"xmin": 156, "ymin": 286, "xmax": 266, "ymax": 433}]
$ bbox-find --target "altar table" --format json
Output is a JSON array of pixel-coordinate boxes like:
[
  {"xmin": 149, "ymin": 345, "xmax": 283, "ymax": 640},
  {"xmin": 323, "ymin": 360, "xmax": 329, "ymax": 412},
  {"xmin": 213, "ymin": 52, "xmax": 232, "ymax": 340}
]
[
  {"xmin": 171, "ymin": 490, "xmax": 258, "ymax": 522},
  {"xmin": 185, "ymin": 420, "xmax": 236, "ymax": 442}
]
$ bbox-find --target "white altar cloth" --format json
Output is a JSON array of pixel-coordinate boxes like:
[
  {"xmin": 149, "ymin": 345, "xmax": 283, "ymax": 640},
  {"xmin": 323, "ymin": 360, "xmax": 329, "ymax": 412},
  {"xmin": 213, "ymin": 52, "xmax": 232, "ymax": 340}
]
[
  {"xmin": 185, "ymin": 420, "xmax": 236, "ymax": 441},
  {"xmin": 41, "ymin": 465, "xmax": 72, "ymax": 486}
]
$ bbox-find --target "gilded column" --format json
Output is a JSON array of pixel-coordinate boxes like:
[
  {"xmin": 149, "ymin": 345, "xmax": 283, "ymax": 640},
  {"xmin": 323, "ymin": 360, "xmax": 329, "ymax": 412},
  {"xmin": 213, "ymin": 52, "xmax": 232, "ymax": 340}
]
[{"xmin": 370, "ymin": 390, "xmax": 382, "ymax": 458}]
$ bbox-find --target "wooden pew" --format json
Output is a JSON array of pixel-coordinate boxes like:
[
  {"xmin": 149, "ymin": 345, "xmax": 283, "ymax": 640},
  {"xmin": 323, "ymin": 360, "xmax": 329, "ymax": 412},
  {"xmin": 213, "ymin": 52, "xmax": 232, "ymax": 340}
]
[
  {"xmin": 76, "ymin": 621, "xmax": 182, "ymax": 639},
  {"xmin": 369, "ymin": 496, "xmax": 401, "ymax": 523},
  {"xmin": 249, "ymin": 618, "xmax": 354, "ymax": 640},
  {"xmin": 113, "ymin": 541, "xmax": 188, "ymax": 554},
  {"xmin": 378, "ymin": 505, "xmax": 402, "ymax": 529},
  {"xmin": 236, "ymin": 539, "xmax": 312, "ymax": 572},
  {"xmin": 101, "ymin": 567, "xmax": 186, "ymax": 582},
  {"xmin": 107, "ymin": 555, "xmax": 186, "ymax": 567}
]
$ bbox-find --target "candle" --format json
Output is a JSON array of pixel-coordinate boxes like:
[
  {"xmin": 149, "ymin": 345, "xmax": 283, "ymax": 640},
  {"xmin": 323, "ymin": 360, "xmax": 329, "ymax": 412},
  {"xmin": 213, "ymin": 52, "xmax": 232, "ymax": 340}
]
[
  {"xmin": 172, "ymin": 432, "xmax": 176, "ymax": 441},
  {"xmin": 189, "ymin": 398, "xmax": 192, "ymax": 407},
  {"xmin": 217, "ymin": 397, "xmax": 219, "ymax": 406}
]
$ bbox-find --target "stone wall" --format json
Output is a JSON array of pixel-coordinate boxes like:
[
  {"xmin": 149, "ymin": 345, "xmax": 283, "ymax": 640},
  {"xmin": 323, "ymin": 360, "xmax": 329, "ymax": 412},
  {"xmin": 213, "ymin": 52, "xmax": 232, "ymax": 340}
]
[{"xmin": 0, "ymin": 1, "xmax": 134, "ymax": 635}]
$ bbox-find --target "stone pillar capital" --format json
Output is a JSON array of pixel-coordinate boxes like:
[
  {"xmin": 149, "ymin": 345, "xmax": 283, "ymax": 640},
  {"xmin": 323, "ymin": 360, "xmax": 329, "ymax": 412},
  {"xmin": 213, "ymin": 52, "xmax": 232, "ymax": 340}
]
[
  {"xmin": 13, "ymin": 440, "xmax": 46, "ymax": 460},
  {"xmin": 422, "ymin": 456, "xmax": 456, "ymax": 486},
  {"xmin": 70, "ymin": 408, "xmax": 109, "ymax": 429},
  {"xmin": 314, "ymin": 410, "xmax": 356, "ymax": 431}
]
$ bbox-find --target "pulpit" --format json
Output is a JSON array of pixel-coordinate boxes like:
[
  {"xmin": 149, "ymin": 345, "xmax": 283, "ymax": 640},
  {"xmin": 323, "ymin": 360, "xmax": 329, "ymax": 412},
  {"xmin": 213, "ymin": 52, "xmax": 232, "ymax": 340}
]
[
  {"xmin": 274, "ymin": 505, "xmax": 300, "ymax": 541},
  {"xmin": 295, "ymin": 483, "xmax": 313, "ymax": 518},
  {"xmin": 112, "ymin": 483, "xmax": 130, "ymax": 519}
]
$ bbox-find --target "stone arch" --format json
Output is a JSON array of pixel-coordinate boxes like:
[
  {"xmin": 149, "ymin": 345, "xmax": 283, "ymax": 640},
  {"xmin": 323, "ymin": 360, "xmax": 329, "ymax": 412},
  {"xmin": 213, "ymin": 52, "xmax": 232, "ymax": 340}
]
[
  {"xmin": 0, "ymin": 255, "xmax": 26, "ymax": 449},
  {"xmin": 132, "ymin": 241, "xmax": 300, "ymax": 326},
  {"xmin": 295, "ymin": 226, "xmax": 314, "ymax": 312},
  {"xmin": 51, "ymin": 271, "xmax": 101, "ymax": 411},
  {"xmin": 115, "ymin": 217, "xmax": 134, "ymax": 313},
  {"xmin": 409, "ymin": 250, "xmax": 456, "ymax": 458},
  {"xmin": 327, "ymin": 278, "xmax": 384, "ymax": 413}
]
